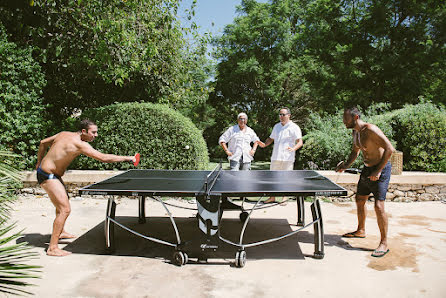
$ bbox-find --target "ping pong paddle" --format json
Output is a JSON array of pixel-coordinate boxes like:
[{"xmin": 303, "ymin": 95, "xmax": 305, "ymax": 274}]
[
  {"xmin": 345, "ymin": 168, "xmax": 361, "ymax": 174},
  {"xmin": 133, "ymin": 153, "xmax": 140, "ymax": 167}
]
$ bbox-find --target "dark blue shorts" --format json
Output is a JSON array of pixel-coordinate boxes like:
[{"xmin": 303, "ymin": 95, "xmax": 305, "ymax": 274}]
[{"xmin": 357, "ymin": 162, "xmax": 391, "ymax": 201}]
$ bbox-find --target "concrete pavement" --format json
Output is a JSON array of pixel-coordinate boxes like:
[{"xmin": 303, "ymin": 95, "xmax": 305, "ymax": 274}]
[{"xmin": 7, "ymin": 196, "xmax": 446, "ymax": 297}]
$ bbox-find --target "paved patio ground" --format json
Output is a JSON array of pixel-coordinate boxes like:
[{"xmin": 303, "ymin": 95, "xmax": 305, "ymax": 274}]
[{"xmin": 7, "ymin": 196, "xmax": 446, "ymax": 297}]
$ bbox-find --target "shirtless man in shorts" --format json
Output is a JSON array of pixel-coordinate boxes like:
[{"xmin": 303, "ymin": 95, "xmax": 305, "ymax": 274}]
[
  {"xmin": 36, "ymin": 119, "xmax": 137, "ymax": 256},
  {"xmin": 336, "ymin": 107, "xmax": 395, "ymax": 257}
]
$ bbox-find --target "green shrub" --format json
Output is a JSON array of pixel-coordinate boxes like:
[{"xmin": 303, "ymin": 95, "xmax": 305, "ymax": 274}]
[
  {"xmin": 297, "ymin": 103, "xmax": 398, "ymax": 170},
  {"xmin": 298, "ymin": 102, "xmax": 445, "ymax": 172},
  {"xmin": 0, "ymin": 25, "xmax": 49, "ymax": 169},
  {"xmin": 297, "ymin": 110, "xmax": 363, "ymax": 170},
  {"xmin": 0, "ymin": 151, "xmax": 41, "ymax": 295},
  {"xmin": 392, "ymin": 102, "xmax": 446, "ymax": 172},
  {"xmin": 73, "ymin": 102, "xmax": 209, "ymax": 170}
]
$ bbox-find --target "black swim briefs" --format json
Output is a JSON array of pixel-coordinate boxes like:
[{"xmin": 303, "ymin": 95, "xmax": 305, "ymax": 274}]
[{"xmin": 37, "ymin": 167, "xmax": 64, "ymax": 185}]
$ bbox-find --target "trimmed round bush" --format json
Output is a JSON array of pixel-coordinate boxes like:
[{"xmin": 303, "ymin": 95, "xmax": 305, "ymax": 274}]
[
  {"xmin": 72, "ymin": 102, "xmax": 209, "ymax": 170},
  {"xmin": 0, "ymin": 24, "xmax": 49, "ymax": 169},
  {"xmin": 392, "ymin": 102, "xmax": 446, "ymax": 172}
]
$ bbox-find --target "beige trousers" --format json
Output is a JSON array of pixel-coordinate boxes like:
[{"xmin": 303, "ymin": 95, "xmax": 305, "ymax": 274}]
[{"xmin": 270, "ymin": 160, "xmax": 294, "ymax": 171}]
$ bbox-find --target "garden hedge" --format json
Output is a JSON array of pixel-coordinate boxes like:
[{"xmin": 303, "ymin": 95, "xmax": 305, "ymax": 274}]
[
  {"xmin": 72, "ymin": 102, "xmax": 209, "ymax": 170},
  {"xmin": 297, "ymin": 102, "xmax": 445, "ymax": 172},
  {"xmin": 392, "ymin": 102, "xmax": 446, "ymax": 172},
  {"xmin": 0, "ymin": 25, "xmax": 49, "ymax": 169}
]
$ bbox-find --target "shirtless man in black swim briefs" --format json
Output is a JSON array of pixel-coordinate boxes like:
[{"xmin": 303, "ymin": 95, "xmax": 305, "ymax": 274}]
[
  {"xmin": 336, "ymin": 107, "xmax": 395, "ymax": 258},
  {"xmin": 36, "ymin": 119, "xmax": 137, "ymax": 256}
]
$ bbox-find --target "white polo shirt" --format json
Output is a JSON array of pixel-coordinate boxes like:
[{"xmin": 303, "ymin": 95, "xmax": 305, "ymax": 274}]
[
  {"xmin": 269, "ymin": 121, "xmax": 302, "ymax": 162},
  {"xmin": 219, "ymin": 125, "xmax": 260, "ymax": 162}
]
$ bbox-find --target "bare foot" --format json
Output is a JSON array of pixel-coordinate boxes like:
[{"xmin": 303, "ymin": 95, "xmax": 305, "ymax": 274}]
[
  {"xmin": 264, "ymin": 198, "xmax": 276, "ymax": 204},
  {"xmin": 59, "ymin": 232, "xmax": 76, "ymax": 239},
  {"xmin": 47, "ymin": 247, "xmax": 72, "ymax": 257}
]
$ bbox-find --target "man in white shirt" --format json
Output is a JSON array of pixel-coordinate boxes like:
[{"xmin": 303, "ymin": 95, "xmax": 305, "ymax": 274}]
[
  {"xmin": 219, "ymin": 112, "xmax": 263, "ymax": 170},
  {"xmin": 259, "ymin": 108, "xmax": 303, "ymax": 203}
]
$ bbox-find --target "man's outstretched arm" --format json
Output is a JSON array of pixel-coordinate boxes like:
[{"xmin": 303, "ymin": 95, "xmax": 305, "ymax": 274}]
[
  {"xmin": 79, "ymin": 142, "xmax": 135, "ymax": 163},
  {"xmin": 336, "ymin": 141, "xmax": 360, "ymax": 172}
]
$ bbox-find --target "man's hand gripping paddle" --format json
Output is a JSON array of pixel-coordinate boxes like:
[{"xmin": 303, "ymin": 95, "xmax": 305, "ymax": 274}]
[{"xmin": 133, "ymin": 153, "xmax": 140, "ymax": 167}]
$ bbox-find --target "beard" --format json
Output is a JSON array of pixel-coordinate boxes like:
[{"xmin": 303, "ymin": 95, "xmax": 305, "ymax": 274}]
[{"xmin": 345, "ymin": 119, "xmax": 356, "ymax": 129}]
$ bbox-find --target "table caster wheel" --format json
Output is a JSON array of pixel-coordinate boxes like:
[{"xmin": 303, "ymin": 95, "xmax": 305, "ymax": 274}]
[
  {"xmin": 313, "ymin": 252, "xmax": 324, "ymax": 259},
  {"xmin": 239, "ymin": 211, "xmax": 249, "ymax": 222},
  {"xmin": 105, "ymin": 247, "xmax": 115, "ymax": 254},
  {"xmin": 235, "ymin": 250, "xmax": 246, "ymax": 268},
  {"xmin": 173, "ymin": 251, "xmax": 188, "ymax": 266}
]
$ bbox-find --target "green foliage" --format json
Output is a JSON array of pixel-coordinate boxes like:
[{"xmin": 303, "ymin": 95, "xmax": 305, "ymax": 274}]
[
  {"xmin": 0, "ymin": 151, "xmax": 21, "ymax": 219},
  {"xmin": 73, "ymin": 102, "xmax": 209, "ymax": 170},
  {"xmin": 392, "ymin": 102, "xmax": 446, "ymax": 172},
  {"xmin": 298, "ymin": 103, "xmax": 445, "ymax": 172},
  {"xmin": 0, "ymin": 151, "xmax": 41, "ymax": 295},
  {"xmin": 296, "ymin": 0, "xmax": 446, "ymax": 110},
  {"xmin": 0, "ymin": 0, "xmax": 213, "ymax": 122},
  {"xmin": 0, "ymin": 222, "xmax": 41, "ymax": 295},
  {"xmin": 0, "ymin": 24, "xmax": 49, "ymax": 169},
  {"xmin": 206, "ymin": 0, "xmax": 445, "ymax": 159},
  {"xmin": 207, "ymin": 0, "xmax": 315, "ymax": 161},
  {"xmin": 297, "ymin": 110, "xmax": 362, "ymax": 170}
]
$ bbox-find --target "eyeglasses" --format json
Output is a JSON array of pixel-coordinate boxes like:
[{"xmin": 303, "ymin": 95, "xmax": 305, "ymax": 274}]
[
  {"xmin": 279, "ymin": 113, "xmax": 289, "ymax": 116},
  {"xmin": 238, "ymin": 118, "xmax": 247, "ymax": 121}
]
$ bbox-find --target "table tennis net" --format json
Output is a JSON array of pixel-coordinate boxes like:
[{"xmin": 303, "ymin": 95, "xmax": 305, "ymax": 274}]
[{"xmin": 204, "ymin": 163, "xmax": 223, "ymax": 194}]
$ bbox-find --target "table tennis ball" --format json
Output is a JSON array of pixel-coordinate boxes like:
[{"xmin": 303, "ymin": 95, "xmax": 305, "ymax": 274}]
[{"xmin": 185, "ymin": 145, "xmax": 190, "ymax": 150}]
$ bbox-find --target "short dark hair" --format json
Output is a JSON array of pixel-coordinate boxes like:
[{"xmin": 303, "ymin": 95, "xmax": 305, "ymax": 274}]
[
  {"xmin": 78, "ymin": 119, "xmax": 96, "ymax": 131},
  {"xmin": 280, "ymin": 107, "xmax": 291, "ymax": 115},
  {"xmin": 344, "ymin": 106, "xmax": 361, "ymax": 118}
]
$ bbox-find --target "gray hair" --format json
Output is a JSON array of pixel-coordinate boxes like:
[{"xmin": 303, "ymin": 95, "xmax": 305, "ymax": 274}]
[{"xmin": 237, "ymin": 112, "xmax": 248, "ymax": 119}]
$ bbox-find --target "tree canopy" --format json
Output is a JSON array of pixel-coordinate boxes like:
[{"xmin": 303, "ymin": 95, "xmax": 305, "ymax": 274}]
[
  {"xmin": 204, "ymin": 0, "xmax": 445, "ymax": 159},
  {"xmin": 0, "ymin": 0, "xmax": 212, "ymax": 122}
]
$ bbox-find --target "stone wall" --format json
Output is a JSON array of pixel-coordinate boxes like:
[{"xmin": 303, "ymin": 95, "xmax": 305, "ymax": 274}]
[{"xmin": 332, "ymin": 184, "xmax": 446, "ymax": 202}]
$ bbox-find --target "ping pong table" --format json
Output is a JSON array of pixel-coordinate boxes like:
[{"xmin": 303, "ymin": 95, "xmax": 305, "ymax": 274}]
[{"xmin": 79, "ymin": 166, "xmax": 347, "ymax": 267}]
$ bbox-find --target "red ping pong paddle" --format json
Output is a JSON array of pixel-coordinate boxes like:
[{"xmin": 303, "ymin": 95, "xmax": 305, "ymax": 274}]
[{"xmin": 133, "ymin": 153, "xmax": 140, "ymax": 167}]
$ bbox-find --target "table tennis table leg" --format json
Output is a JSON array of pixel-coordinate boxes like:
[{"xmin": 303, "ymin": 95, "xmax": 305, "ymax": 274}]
[
  {"xmin": 311, "ymin": 198, "xmax": 324, "ymax": 259},
  {"xmin": 105, "ymin": 197, "xmax": 116, "ymax": 253},
  {"xmin": 297, "ymin": 196, "xmax": 305, "ymax": 226},
  {"xmin": 138, "ymin": 196, "xmax": 146, "ymax": 224}
]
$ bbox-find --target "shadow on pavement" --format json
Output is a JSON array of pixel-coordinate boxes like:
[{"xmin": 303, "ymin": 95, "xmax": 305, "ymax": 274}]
[
  {"xmin": 19, "ymin": 217, "xmax": 305, "ymax": 261},
  {"xmin": 296, "ymin": 229, "xmax": 374, "ymax": 253},
  {"xmin": 17, "ymin": 216, "xmax": 372, "ymax": 264}
]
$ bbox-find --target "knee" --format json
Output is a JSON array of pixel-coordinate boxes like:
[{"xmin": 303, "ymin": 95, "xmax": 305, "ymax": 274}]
[
  {"xmin": 374, "ymin": 201, "xmax": 385, "ymax": 213},
  {"xmin": 58, "ymin": 206, "xmax": 71, "ymax": 217}
]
